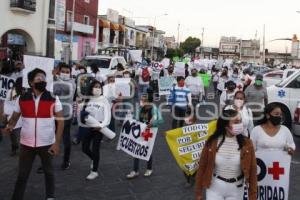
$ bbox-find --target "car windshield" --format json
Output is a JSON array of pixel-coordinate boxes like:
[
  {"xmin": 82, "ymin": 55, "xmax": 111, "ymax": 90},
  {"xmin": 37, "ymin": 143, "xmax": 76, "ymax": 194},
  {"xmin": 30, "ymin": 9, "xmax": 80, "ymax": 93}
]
[
  {"xmin": 81, "ymin": 58, "xmax": 111, "ymax": 68},
  {"xmin": 276, "ymin": 71, "xmax": 300, "ymax": 87}
]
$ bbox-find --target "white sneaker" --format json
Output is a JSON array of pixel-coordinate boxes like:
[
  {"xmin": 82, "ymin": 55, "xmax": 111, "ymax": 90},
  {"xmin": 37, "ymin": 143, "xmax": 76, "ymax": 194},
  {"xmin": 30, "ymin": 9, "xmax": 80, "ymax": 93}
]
[
  {"xmin": 126, "ymin": 171, "xmax": 139, "ymax": 179},
  {"xmin": 86, "ymin": 171, "xmax": 98, "ymax": 180},
  {"xmin": 144, "ymin": 170, "xmax": 153, "ymax": 177}
]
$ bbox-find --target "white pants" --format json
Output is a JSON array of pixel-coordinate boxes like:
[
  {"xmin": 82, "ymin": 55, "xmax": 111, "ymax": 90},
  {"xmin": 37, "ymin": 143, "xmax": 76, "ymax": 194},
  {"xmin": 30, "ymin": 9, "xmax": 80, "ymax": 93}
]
[{"xmin": 206, "ymin": 177, "xmax": 244, "ymax": 200}]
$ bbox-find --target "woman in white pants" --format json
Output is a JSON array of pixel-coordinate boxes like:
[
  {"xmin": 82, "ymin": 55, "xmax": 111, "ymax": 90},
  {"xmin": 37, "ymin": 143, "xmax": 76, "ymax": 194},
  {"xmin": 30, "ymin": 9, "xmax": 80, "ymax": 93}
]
[{"xmin": 195, "ymin": 105, "xmax": 257, "ymax": 200}]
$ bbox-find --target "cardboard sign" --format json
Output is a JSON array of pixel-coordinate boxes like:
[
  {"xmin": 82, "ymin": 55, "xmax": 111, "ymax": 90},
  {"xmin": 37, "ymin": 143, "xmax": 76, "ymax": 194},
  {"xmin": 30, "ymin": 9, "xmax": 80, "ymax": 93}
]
[
  {"xmin": 117, "ymin": 119, "xmax": 158, "ymax": 161},
  {"xmin": 23, "ymin": 55, "xmax": 54, "ymax": 91},
  {"xmin": 243, "ymin": 150, "xmax": 291, "ymax": 200},
  {"xmin": 161, "ymin": 58, "xmax": 170, "ymax": 68},
  {"xmin": 129, "ymin": 50, "xmax": 142, "ymax": 63},
  {"xmin": 115, "ymin": 78, "xmax": 131, "ymax": 97},
  {"xmin": 165, "ymin": 121, "xmax": 217, "ymax": 175},
  {"xmin": 174, "ymin": 62, "xmax": 185, "ymax": 77},
  {"xmin": 159, "ymin": 77, "xmax": 175, "ymax": 95},
  {"xmin": 151, "ymin": 62, "xmax": 163, "ymax": 72},
  {"xmin": 0, "ymin": 75, "xmax": 16, "ymax": 100}
]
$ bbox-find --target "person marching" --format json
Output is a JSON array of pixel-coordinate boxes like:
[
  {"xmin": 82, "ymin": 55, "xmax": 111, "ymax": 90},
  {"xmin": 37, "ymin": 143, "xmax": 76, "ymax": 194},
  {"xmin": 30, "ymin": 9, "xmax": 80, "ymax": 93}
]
[
  {"xmin": 4, "ymin": 68, "xmax": 64, "ymax": 200},
  {"xmin": 195, "ymin": 105, "xmax": 257, "ymax": 200},
  {"xmin": 126, "ymin": 88, "xmax": 163, "ymax": 179},
  {"xmin": 250, "ymin": 103, "xmax": 295, "ymax": 154},
  {"xmin": 219, "ymin": 80, "xmax": 237, "ymax": 109},
  {"xmin": 80, "ymin": 80, "xmax": 112, "ymax": 180},
  {"xmin": 185, "ymin": 67, "xmax": 205, "ymax": 108}
]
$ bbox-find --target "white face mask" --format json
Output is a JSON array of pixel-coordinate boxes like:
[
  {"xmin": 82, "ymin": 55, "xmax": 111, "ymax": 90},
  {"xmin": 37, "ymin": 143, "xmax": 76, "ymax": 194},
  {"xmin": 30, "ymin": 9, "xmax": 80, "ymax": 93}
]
[
  {"xmin": 234, "ymin": 99, "xmax": 244, "ymax": 109},
  {"xmin": 124, "ymin": 74, "xmax": 131, "ymax": 78},
  {"xmin": 230, "ymin": 123, "xmax": 244, "ymax": 136},
  {"xmin": 92, "ymin": 88, "xmax": 102, "ymax": 96},
  {"xmin": 59, "ymin": 73, "xmax": 70, "ymax": 81}
]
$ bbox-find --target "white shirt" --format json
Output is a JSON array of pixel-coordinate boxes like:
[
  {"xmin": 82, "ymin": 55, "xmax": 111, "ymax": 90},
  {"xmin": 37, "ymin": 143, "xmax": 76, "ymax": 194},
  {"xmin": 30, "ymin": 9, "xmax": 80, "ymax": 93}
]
[
  {"xmin": 219, "ymin": 90, "xmax": 236, "ymax": 108},
  {"xmin": 250, "ymin": 125, "xmax": 296, "ymax": 151},
  {"xmin": 103, "ymin": 83, "xmax": 117, "ymax": 107},
  {"xmin": 185, "ymin": 76, "xmax": 205, "ymax": 96},
  {"xmin": 215, "ymin": 136, "xmax": 242, "ymax": 179},
  {"xmin": 239, "ymin": 106, "xmax": 254, "ymax": 137},
  {"xmin": 4, "ymin": 98, "xmax": 22, "ymax": 129}
]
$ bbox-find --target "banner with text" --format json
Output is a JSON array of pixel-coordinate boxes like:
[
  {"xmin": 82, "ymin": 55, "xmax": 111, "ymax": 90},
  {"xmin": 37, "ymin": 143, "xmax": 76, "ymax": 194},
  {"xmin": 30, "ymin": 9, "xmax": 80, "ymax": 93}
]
[
  {"xmin": 165, "ymin": 121, "xmax": 217, "ymax": 175},
  {"xmin": 0, "ymin": 75, "xmax": 15, "ymax": 100},
  {"xmin": 117, "ymin": 119, "xmax": 158, "ymax": 161},
  {"xmin": 243, "ymin": 150, "xmax": 291, "ymax": 200},
  {"xmin": 159, "ymin": 76, "xmax": 175, "ymax": 95}
]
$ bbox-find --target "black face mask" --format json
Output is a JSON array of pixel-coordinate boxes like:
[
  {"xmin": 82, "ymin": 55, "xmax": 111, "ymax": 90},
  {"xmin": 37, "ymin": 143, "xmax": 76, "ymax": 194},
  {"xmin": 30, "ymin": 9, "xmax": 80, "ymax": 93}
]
[
  {"xmin": 269, "ymin": 115, "xmax": 282, "ymax": 126},
  {"xmin": 34, "ymin": 81, "xmax": 47, "ymax": 92}
]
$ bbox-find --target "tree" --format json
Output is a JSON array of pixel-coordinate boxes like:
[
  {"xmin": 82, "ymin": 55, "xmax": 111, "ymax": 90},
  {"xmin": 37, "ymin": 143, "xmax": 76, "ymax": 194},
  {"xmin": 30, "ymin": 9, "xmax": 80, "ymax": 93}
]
[
  {"xmin": 166, "ymin": 48, "xmax": 184, "ymax": 58},
  {"xmin": 180, "ymin": 37, "xmax": 201, "ymax": 54}
]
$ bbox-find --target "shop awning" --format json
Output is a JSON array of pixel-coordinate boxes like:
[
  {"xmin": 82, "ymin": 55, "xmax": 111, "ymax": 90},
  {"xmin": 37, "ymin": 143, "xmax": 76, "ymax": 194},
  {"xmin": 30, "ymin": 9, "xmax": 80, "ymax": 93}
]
[
  {"xmin": 110, "ymin": 23, "xmax": 119, "ymax": 31},
  {"xmin": 119, "ymin": 25, "xmax": 125, "ymax": 32},
  {"xmin": 99, "ymin": 19, "xmax": 110, "ymax": 28}
]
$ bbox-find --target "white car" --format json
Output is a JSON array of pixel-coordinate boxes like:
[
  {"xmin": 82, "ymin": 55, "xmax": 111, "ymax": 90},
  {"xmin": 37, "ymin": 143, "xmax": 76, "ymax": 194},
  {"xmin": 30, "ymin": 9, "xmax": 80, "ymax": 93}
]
[
  {"xmin": 81, "ymin": 55, "xmax": 131, "ymax": 77},
  {"xmin": 267, "ymin": 70, "xmax": 300, "ymax": 135},
  {"xmin": 264, "ymin": 69, "xmax": 298, "ymax": 87}
]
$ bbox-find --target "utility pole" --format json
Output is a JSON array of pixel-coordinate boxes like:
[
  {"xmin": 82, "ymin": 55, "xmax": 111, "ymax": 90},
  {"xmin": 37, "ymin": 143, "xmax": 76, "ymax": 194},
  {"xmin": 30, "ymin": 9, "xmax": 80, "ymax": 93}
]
[
  {"xmin": 262, "ymin": 24, "xmax": 266, "ymax": 65},
  {"xmin": 201, "ymin": 27, "xmax": 204, "ymax": 58},
  {"xmin": 177, "ymin": 23, "xmax": 180, "ymax": 49},
  {"xmin": 70, "ymin": 0, "xmax": 76, "ymax": 64},
  {"xmin": 253, "ymin": 30, "xmax": 257, "ymax": 63}
]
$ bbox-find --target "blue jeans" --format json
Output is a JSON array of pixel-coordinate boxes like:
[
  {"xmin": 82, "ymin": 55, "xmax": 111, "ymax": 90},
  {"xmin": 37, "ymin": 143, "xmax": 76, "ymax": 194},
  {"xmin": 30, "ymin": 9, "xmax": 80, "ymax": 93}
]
[{"xmin": 138, "ymin": 84, "xmax": 149, "ymax": 100}]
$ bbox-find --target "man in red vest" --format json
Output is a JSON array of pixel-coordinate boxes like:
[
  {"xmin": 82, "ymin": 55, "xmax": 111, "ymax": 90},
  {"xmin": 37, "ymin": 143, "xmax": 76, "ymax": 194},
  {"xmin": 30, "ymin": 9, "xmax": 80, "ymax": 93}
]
[{"xmin": 4, "ymin": 68, "xmax": 64, "ymax": 200}]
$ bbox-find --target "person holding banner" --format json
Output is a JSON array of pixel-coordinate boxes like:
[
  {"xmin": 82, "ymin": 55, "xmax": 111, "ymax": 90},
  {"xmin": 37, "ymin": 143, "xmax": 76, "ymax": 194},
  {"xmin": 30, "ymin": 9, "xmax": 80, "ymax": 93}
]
[
  {"xmin": 4, "ymin": 68, "xmax": 64, "ymax": 200},
  {"xmin": 234, "ymin": 91, "xmax": 254, "ymax": 138},
  {"xmin": 80, "ymin": 80, "xmax": 112, "ymax": 180},
  {"xmin": 250, "ymin": 103, "xmax": 296, "ymax": 154},
  {"xmin": 195, "ymin": 105, "xmax": 257, "ymax": 200},
  {"xmin": 126, "ymin": 88, "xmax": 163, "ymax": 179}
]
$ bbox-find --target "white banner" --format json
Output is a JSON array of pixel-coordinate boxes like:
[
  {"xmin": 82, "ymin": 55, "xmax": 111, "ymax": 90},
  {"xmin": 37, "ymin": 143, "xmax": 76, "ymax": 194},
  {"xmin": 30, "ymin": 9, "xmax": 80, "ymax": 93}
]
[
  {"xmin": 115, "ymin": 78, "xmax": 131, "ymax": 97},
  {"xmin": 23, "ymin": 55, "xmax": 54, "ymax": 92},
  {"xmin": 129, "ymin": 50, "xmax": 142, "ymax": 63},
  {"xmin": 159, "ymin": 77, "xmax": 175, "ymax": 95},
  {"xmin": 0, "ymin": 75, "xmax": 16, "ymax": 100},
  {"xmin": 244, "ymin": 150, "xmax": 291, "ymax": 200},
  {"xmin": 174, "ymin": 62, "xmax": 185, "ymax": 77},
  {"xmin": 117, "ymin": 119, "xmax": 158, "ymax": 161}
]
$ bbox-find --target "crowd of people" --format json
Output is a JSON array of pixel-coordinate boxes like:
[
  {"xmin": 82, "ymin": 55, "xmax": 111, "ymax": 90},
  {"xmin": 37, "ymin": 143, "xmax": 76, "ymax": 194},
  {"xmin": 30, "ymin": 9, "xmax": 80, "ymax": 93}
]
[{"xmin": 0, "ymin": 58, "xmax": 296, "ymax": 200}]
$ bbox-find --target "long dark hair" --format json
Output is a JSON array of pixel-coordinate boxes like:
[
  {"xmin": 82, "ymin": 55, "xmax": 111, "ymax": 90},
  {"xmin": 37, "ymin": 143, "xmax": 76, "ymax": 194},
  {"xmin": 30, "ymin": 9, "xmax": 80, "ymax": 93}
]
[
  {"xmin": 257, "ymin": 103, "xmax": 282, "ymax": 125},
  {"xmin": 206, "ymin": 105, "xmax": 245, "ymax": 151}
]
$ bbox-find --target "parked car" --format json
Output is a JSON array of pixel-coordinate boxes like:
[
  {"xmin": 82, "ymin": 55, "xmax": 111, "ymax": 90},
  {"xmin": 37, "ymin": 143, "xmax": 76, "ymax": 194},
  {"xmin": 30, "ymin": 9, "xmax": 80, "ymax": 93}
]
[
  {"xmin": 267, "ymin": 70, "xmax": 300, "ymax": 135},
  {"xmin": 81, "ymin": 55, "xmax": 134, "ymax": 77}
]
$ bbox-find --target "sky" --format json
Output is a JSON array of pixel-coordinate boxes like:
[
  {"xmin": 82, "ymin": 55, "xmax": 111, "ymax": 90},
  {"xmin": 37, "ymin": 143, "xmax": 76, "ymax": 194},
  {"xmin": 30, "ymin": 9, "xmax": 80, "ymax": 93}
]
[{"xmin": 99, "ymin": 0, "xmax": 300, "ymax": 53}]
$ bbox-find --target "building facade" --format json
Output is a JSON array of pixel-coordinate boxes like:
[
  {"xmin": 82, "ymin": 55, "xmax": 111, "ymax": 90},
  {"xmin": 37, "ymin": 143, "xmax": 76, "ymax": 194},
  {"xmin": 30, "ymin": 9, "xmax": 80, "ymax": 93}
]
[
  {"xmin": 55, "ymin": 0, "xmax": 98, "ymax": 64},
  {"xmin": 0, "ymin": 0, "xmax": 54, "ymax": 61},
  {"xmin": 240, "ymin": 39, "xmax": 260, "ymax": 63},
  {"xmin": 219, "ymin": 36, "xmax": 241, "ymax": 60}
]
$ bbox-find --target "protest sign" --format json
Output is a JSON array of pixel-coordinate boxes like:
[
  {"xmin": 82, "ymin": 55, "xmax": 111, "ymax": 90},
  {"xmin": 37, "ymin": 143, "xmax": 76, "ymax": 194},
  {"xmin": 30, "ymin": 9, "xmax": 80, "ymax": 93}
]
[
  {"xmin": 0, "ymin": 75, "xmax": 16, "ymax": 100},
  {"xmin": 165, "ymin": 121, "xmax": 217, "ymax": 175},
  {"xmin": 129, "ymin": 50, "xmax": 142, "ymax": 63},
  {"xmin": 159, "ymin": 76, "xmax": 175, "ymax": 95},
  {"xmin": 117, "ymin": 119, "xmax": 158, "ymax": 161},
  {"xmin": 174, "ymin": 62, "xmax": 185, "ymax": 77},
  {"xmin": 23, "ymin": 55, "xmax": 54, "ymax": 91},
  {"xmin": 115, "ymin": 78, "xmax": 131, "ymax": 97},
  {"xmin": 151, "ymin": 62, "xmax": 163, "ymax": 72},
  {"xmin": 243, "ymin": 150, "xmax": 291, "ymax": 200},
  {"xmin": 161, "ymin": 58, "xmax": 170, "ymax": 68}
]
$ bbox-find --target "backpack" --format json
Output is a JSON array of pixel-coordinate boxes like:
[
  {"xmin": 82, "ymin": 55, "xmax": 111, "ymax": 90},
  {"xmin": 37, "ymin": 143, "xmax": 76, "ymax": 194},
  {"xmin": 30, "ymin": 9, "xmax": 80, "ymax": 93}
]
[{"xmin": 141, "ymin": 68, "xmax": 150, "ymax": 82}]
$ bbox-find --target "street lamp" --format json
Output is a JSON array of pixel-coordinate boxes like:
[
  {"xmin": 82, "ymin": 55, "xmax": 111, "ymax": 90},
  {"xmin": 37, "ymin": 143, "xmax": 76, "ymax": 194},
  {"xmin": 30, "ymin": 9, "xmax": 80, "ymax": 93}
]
[{"xmin": 151, "ymin": 13, "xmax": 168, "ymax": 61}]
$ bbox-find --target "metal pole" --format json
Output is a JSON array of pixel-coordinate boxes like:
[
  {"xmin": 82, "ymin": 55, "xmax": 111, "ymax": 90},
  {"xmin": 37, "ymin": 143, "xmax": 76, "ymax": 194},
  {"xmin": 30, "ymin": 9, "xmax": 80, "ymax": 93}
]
[
  {"xmin": 70, "ymin": 0, "xmax": 75, "ymax": 64},
  {"xmin": 201, "ymin": 27, "xmax": 204, "ymax": 58},
  {"xmin": 177, "ymin": 23, "xmax": 180, "ymax": 49},
  {"xmin": 262, "ymin": 24, "xmax": 266, "ymax": 64},
  {"xmin": 151, "ymin": 16, "xmax": 156, "ymax": 61},
  {"xmin": 240, "ymin": 39, "xmax": 242, "ymax": 60}
]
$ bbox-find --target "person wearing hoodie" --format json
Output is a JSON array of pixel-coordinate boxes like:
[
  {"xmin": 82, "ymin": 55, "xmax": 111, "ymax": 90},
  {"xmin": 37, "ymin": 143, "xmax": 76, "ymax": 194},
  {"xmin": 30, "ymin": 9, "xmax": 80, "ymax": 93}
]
[
  {"xmin": 53, "ymin": 63, "xmax": 76, "ymax": 170},
  {"xmin": 80, "ymin": 80, "xmax": 111, "ymax": 180}
]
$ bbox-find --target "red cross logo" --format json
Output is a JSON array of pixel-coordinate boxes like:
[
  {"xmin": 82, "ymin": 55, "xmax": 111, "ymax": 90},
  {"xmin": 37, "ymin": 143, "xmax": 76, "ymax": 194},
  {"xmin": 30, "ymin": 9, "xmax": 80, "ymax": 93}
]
[
  {"xmin": 268, "ymin": 162, "xmax": 284, "ymax": 180},
  {"xmin": 141, "ymin": 128, "xmax": 153, "ymax": 141}
]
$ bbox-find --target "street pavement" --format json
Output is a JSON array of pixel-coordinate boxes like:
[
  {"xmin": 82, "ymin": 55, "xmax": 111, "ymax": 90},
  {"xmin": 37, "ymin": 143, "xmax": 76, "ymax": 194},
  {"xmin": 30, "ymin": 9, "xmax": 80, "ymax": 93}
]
[{"xmin": 1, "ymin": 89, "xmax": 300, "ymax": 200}]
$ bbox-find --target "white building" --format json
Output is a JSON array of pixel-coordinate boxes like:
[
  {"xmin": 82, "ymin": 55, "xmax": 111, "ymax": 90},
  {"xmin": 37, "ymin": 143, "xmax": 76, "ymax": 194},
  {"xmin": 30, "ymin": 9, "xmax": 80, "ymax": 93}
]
[{"xmin": 0, "ymin": 0, "xmax": 53, "ymax": 60}]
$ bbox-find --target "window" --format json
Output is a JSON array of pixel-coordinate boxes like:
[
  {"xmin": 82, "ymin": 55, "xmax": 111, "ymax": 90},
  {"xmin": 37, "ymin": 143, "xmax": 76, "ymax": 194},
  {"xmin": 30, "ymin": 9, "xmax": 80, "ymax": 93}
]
[
  {"xmin": 111, "ymin": 59, "xmax": 118, "ymax": 70},
  {"xmin": 265, "ymin": 72, "xmax": 283, "ymax": 79},
  {"xmin": 287, "ymin": 71, "xmax": 295, "ymax": 78},
  {"xmin": 83, "ymin": 15, "xmax": 90, "ymax": 25},
  {"xmin": 287, "ymin": 75, "xmax": 300, "ymax": 89},
  {"xmin": 10, "ymin": 0, "xmax": 36, "ymax": 12}
]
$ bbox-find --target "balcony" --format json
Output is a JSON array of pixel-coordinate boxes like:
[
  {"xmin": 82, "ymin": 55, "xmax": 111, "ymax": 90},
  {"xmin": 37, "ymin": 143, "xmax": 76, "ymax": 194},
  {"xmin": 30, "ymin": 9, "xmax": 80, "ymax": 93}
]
[
  {"xmin": 66, "ymin": 22, "xmax": 94, "ymax": 34},
  {"xmin": 10, "ymin": 0, "xmax": 36, "ymax": 13}
]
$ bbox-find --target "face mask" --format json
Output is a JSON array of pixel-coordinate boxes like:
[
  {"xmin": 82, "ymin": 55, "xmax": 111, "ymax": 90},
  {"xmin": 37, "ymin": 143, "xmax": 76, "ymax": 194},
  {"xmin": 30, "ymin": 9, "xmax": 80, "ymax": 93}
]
[
  {"xmin": 92, "ymin": 88, "xmax": 102, "ymax": 96},
  {"xmin": 59, "ymin": 73, "xmax": 70, "ymax": 81},
  {"xmin": 34, "ymin": 81, "xmax": 47, "ymax": 92},
  {"xmin": 124, "ymin": 74, "xmax": 131, "ymax": 78},
  {"xmin": 230, "ymin": 123, "xmax": 244, "ymax": 136},
  {"xmin": 234, "ymin": 99, "xmax": 244, "ymax": 109},
  {"xmin": 255, "ymin": 80, "xmax": 263, "ymax": 86},
  {"xmin": 269, "ymin": 115, "xmax": 282, "ymax": 126}
]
